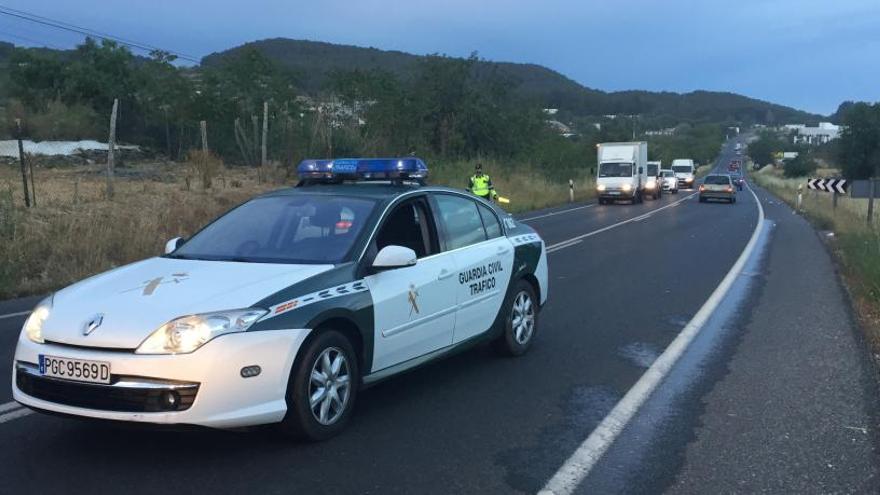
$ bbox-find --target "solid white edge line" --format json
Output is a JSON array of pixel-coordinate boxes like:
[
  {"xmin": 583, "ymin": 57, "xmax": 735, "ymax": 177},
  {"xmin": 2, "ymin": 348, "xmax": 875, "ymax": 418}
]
[
  {"xmin": 520, "ymin": 204, "xmax": 595, "ymax": 222},
  {"xmin": 0, "ymin": 407, "xmax": 33, "ymax": 424},
  {"xmin": 0, "ymin": 310, "xmax": 30, "ymax": 321},
  {"xmin": 539, "ymin": 184, "xmax": 765, "ymax": 495},
  {"xmin": 0, "ymin": 402, "xmax": 21, "ymax": 414},
  {"xmin": 545, "ymin": 192, "xmax": 697, "ymax": 252}
]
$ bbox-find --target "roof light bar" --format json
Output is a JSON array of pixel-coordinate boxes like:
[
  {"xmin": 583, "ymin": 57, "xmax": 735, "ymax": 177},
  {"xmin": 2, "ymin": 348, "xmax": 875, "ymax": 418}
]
[{"xmin": 297, "ymin": 158, "xmax": 428, "ymax": 182}]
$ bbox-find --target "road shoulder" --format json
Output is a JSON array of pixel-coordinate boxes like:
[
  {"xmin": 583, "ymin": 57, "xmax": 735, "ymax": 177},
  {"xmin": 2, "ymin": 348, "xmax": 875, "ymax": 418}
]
[{"xmin": 666, "ymin": 187, "xmax": 880, "ymax": 493}]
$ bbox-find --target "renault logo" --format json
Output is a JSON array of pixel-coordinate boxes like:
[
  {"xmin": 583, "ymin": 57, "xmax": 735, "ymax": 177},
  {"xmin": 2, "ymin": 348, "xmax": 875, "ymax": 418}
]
[{"xmin": 83, "ymin": 314, "xmax": 104, "ymax": 336}]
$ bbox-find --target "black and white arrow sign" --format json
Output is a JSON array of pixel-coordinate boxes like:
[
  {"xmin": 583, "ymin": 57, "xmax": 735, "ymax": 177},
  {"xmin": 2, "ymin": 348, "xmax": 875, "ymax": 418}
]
[{"xmin": 807, "ymin": 178, "xmax": 847, "ymax": 194}]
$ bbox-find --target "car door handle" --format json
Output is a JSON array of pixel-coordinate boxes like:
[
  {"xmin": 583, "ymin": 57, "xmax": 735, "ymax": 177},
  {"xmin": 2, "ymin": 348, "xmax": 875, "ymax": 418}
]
[{"xmin": 439, "ymin": 269, "xmax": 455, "ymax": 280}]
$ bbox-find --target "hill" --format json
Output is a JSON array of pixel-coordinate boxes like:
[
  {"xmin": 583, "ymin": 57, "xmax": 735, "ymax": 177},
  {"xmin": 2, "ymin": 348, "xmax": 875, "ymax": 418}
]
[{"xmin": 202, "ymin": 38, "xmax": 822, "ymax": 125}]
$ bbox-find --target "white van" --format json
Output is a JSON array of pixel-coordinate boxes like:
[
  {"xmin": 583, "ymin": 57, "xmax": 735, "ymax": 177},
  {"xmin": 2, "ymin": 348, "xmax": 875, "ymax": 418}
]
[{"xmin": 671, "ymin": 159, "xmax": 696, "ymax": 189}]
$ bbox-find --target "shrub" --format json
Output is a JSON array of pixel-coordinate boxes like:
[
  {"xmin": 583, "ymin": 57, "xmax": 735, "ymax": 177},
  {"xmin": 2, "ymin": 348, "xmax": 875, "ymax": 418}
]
[
  {"xmin": 28, "ymin": 99, "xmax": 102, "ymax": 141},
  {"xmin": 783, "ymin": 154, "xmax": 819, "ymax": 178},
  {"xmin": 186, "ymin": 150, "xmax": 224, "ymax": 189}
]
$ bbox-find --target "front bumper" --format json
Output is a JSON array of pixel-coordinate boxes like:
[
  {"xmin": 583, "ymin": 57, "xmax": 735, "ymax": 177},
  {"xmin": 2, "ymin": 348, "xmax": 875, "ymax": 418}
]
[
  {"xmin": 598, "ymin": 190, "xmax": 637, "ymax": 200},
  {"xmin": 12, "ymin": 328, "xmax": 311, "ymax": 428},
  {"xmin": 677, "ymin": 178, "xmax": 695, "ymax": 188}
]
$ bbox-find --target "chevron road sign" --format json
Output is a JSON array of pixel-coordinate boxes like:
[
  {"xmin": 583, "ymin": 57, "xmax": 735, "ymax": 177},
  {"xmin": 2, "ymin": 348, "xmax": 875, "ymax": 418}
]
[{"xmin": 807, "ymin": 178, "xmax": 848, "ymax": 194}]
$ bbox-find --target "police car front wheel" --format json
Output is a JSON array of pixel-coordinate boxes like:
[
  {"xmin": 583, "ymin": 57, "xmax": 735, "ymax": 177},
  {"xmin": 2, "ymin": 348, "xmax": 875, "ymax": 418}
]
[
  {"xmin": 494, "ymin": 280, "xmax": 538, "ymax": 356},
  {"xmin": 280, "ymin": 330, "xmax": 360, "ymax": 441}
]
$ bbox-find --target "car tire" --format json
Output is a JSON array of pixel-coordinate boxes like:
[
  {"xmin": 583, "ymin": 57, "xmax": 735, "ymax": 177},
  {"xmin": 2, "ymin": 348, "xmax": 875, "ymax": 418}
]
[
  {"xmin": 493, "ymin": 280, "xmax": 538, "ymax": 357},
  {"xmin": 279, "ymin": 330, "xmax": 360, "ymax": 442}
]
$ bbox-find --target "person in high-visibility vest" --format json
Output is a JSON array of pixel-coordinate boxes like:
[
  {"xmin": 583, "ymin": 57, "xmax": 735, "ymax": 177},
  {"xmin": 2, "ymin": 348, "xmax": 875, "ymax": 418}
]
[{"xmin": 468, "ymin": 163, "xmax": 498, "ymax": 201}]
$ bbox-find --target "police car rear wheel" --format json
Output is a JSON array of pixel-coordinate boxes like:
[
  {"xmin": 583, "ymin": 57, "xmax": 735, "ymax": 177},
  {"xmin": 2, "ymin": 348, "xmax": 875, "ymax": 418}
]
[
  {"xmin": 494, "ymin": 280, "xmax": 538, "ymax": 356},
  {"xmin": 280, "ymin": 330, "xmax": 359, "ymax": 441}
]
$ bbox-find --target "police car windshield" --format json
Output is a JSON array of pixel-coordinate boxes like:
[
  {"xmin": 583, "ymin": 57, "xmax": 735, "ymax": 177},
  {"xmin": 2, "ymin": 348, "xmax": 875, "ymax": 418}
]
[
  {"xmin": 598, "ymin": 163, "xmax": 633, "ymax": 178},
  {"xmin": 169, "ymin": 195, "xmax": 377, "ymax": 264}
]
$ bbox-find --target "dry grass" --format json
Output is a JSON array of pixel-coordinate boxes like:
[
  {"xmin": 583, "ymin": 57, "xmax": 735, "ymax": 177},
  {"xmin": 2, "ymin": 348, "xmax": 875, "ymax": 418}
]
[
  {"xmin": 754, "ymin": 166, "xmax": 880, "ymax": 351},
  {"xmin": 0, "ymin": 162, "xmax": 279, "ymax": 298},
  {"xmin": 0, "ymin": 159, "xmax": 592, "ymax": 298}
]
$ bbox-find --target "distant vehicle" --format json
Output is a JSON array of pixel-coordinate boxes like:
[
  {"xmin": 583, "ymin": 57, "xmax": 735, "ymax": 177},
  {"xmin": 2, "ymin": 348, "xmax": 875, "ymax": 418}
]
[
  {"xmin": 671, "ymin": 159, "xmax": 696, "ymax": 189},
  {"xmin": 730, "ymin": 171, "xmax": 745, "ymax": 190},
  {"xmin": 728, "ymin": 160, "xmax": 740, "ymax": 172},
  {"xmin": 596, "ymin": 142, "xmax": 649, "ymax": 205},
  {"xmin": 645, "ymin": 160, "xmax": 663, "ymax": 200},
  {"xmin": 699, "ymin": 174, "xmax": 737, "ymax": 203},
  {"xmin": 661, "ymin": 170, "xmax": 678, "ymax": 193}
]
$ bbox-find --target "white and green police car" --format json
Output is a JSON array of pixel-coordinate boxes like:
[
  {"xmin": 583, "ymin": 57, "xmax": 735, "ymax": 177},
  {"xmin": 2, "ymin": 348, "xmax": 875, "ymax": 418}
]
[{"xmin": 13, "ymin": 158, "xmax": 548, "ymax": 440}]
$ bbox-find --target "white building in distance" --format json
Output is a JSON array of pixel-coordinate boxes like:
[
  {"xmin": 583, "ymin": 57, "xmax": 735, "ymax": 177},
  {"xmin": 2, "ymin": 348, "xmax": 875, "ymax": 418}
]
[{"xmin": 789, "ymin": 122, "xmax": 841, "ymax": 146}]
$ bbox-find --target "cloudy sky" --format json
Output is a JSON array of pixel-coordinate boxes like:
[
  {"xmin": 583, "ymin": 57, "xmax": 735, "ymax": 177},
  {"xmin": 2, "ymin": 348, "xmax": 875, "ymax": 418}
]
[{"xmin": 1, "ymin": 0, "xmax": 878, "ymax": 115}]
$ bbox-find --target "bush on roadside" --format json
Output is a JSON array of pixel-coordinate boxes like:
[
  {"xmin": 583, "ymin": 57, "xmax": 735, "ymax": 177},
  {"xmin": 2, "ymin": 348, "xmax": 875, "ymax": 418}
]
[
  {"xmin": 783, "ymin": 154, "xmax": 819, "ymax": 178},
  {"xmin": 186, "ymin": 150, "xmax": 224, "ymax": 189}
]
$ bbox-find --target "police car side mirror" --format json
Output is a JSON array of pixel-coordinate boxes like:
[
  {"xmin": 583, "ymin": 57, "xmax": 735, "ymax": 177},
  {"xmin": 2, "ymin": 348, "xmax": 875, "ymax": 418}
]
[
  {"xmin": 164, "ymin": 237, "xmax": 184, "ymax": 254},
  {"xmin": 372, "ymin": 245, "xmax": 417, "ymax": 271}
]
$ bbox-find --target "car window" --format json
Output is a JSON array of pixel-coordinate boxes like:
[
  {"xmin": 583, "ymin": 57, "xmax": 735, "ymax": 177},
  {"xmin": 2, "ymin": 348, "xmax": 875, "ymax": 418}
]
[
  {"xmin": 375, "ymin": 200, "xmax": 436, "ymax": 259},
  {"xmin": 434, "ymin": 194, "xmax": 488, "ymax": 250},
  {"xmin": 477, "ymin": 203, "xmax": 502, "ymax": 239},
  {"xmin": 172, "ymin": 195, "xmax": 376, "ymax": 264},
  {"xmin": 704, "ymin": 175, "xmax": 731, "ymax": 185},
  {"xmin": 647, "ymin": 164, "xmax": 659, "ymax": 176}
]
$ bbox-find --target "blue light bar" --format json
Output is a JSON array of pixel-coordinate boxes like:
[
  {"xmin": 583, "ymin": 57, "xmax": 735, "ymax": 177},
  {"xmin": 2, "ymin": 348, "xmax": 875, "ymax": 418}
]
[{"xmin": 297, "ymin": 158, "xmax": 428, "ymax": 181}]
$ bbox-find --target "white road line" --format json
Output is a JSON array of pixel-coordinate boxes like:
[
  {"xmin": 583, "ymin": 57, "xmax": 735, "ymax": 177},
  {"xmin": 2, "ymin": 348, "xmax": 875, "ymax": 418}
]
[
  {"xmin": 539, "ymin": 184, "xmax": 765, "ymax": 495},
  {"xmin": 545, "ymin": 193, "xmax": 697, "ymax": 253},
  {"xmin": 0, "ymin": 310, "xmax": 30, "ymax": 321},
  {"xmin": 0, "ymin": 402, "xmax": 21, "ymax": 414},
  {"xmin": 520, "ymin": 204, "xmax": 595, "ymax": 222},
  {"xmin": 0, "ymin": 407, "xmax": 33, "ymax": 424}
]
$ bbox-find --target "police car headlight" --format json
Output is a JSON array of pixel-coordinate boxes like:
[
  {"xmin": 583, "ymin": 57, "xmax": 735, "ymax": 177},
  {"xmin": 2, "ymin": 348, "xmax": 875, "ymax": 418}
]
[
  {"xmin": 23, "ymin": 296, "xmax": 52, "ymax": 344},
  {"xmin": 596, "ymin": 184, "xmax": 606, "ymax": 192},
  {"xmin": 136, "ymin": 308, "xmax": 268, "ymax": 355}
]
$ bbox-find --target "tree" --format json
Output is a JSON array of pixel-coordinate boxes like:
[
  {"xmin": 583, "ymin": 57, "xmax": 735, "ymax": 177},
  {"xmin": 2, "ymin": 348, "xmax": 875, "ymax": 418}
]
[
  {"xmin": 748, "ymin": 131, "xmax": 787, "ymax": 168},
  {"xmin": 837, "ymin": 102, "xmax": 880, "ymax": 180}
]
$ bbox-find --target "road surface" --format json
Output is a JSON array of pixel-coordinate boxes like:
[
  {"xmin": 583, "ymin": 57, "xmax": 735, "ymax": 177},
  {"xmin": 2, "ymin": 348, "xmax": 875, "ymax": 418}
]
[{"xmin": 0, "ymin": 139, "xmax": 877, "ymax": 494}]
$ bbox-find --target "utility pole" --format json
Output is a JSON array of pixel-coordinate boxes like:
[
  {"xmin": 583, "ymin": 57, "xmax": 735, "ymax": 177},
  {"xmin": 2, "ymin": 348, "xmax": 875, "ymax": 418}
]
[
  {"xmin": 106, "ymin": 98, "xmax": 118, "ymax": 199},
  {"xmin": 261, "ymin": 101, "xmax": 268, "ymax": 168},
  {"xmin": 15, "ymin": 119, "xmax": 30, "ymax": 208}
]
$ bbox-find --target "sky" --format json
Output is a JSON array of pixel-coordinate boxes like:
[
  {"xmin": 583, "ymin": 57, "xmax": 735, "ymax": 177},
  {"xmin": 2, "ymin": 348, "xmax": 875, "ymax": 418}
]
[{"xmin": 1, "ymin": 0, "xmax": 878, "ymax": 116}]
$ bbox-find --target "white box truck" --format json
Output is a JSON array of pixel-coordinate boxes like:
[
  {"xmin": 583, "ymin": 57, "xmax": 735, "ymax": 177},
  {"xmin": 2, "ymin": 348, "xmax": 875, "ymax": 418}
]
[
  {"xmin": 596, "ymin": 142, "xmax": 648, "ymax": 204},
  {"xmin": 671, "ymin": 159, "xmax": 696, "ymax": 189}
]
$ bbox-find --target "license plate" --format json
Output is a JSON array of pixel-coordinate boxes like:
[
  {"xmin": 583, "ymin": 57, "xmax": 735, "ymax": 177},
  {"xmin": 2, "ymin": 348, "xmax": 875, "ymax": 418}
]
[
  {"xmin": 608, "ymin": 191, "xmax": 620, "ymax": 196},
  {"xmin": 39, "ymin": 355, "xmax": 111, "ymax": 384}
]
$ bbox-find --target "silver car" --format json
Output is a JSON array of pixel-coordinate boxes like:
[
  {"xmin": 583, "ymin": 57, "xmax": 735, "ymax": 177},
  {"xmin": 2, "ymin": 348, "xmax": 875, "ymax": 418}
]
[{"xmin": 661, "ymin": 170, "xmax": 679, "ymax": 194}]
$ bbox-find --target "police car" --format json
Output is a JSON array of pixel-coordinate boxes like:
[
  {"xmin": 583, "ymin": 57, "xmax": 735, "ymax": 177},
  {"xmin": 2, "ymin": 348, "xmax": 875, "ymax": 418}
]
[{"xmin": 13, "ymin": 158, "xmax": 548, "ymax": 440}]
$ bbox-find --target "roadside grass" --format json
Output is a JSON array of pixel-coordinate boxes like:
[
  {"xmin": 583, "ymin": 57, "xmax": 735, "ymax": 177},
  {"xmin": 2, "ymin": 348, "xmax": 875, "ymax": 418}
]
[
  {"xmin": 753, "ymin": 166, "xmax": 880, "ymax": 350},
  {"xmin": 0, "ymin": 160, "xmax": 593, "ymax": 298}
]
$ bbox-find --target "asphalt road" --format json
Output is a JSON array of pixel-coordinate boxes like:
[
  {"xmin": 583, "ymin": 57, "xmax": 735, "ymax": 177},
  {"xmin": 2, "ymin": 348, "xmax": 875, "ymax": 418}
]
[{"xmin": 0, "ymin": 139, "xmax": 877, "ymax": 494}]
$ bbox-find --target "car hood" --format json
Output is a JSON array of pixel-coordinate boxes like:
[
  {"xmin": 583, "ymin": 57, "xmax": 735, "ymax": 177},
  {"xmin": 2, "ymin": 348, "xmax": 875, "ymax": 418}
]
[{"xmin": 41, "ymin": 257, "xmax": 334, "ymax": 349}]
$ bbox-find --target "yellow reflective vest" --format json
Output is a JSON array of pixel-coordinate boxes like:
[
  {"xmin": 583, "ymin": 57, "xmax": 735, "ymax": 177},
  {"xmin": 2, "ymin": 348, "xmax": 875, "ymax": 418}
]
[{"xmin": 469, "ymin": 174, "xmax": 496, "ymax": 199}]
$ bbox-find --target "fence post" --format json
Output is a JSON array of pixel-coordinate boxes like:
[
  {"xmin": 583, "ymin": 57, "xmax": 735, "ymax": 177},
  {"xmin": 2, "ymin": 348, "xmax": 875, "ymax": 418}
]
[
  {"xmin": 200, "ymin": 120, "xmax": 208, "ymax": 152},
  {"xmin": 868, "ymin": 178, "xmax": 876, "ymax": 226},
  {"xmin": 15, "ymin": 119, "xmax": 30, "ymax": 208},
  {"xmin": 106, "ymin": 98, "xmax": 118, "ymax": 199},
  {"xmin": 569, "ymin": 179, "xmax": 574, "ymax": 203},
  {"xmin": 261, "ymin": 101, "xmax": 268, "ymax": 168}
]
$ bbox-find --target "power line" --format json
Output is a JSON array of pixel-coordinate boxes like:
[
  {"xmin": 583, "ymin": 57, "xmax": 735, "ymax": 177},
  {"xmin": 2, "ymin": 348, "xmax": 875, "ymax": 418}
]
[{"xmin": 0, "ymin": 4, "xmax": 200, "ymax": 62}]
